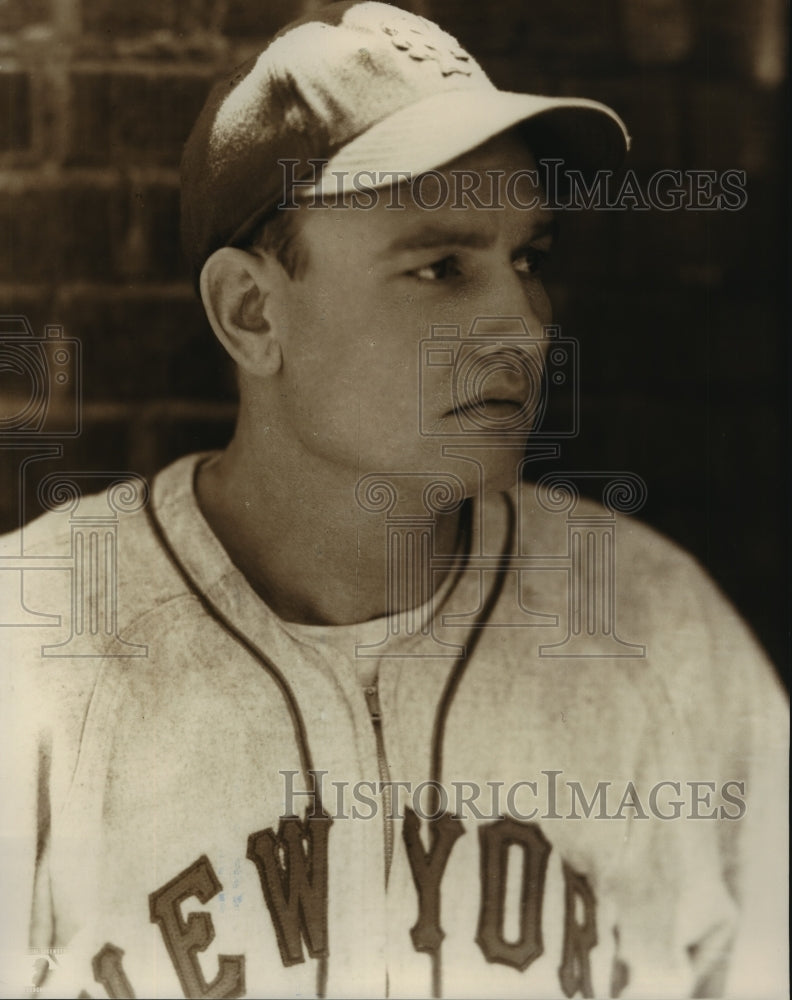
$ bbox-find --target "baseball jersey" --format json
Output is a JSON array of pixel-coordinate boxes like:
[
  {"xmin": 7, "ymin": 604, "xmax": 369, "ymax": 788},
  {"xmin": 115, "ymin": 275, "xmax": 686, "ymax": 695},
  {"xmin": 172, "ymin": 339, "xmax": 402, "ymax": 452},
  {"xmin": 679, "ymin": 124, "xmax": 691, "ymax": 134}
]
[{"xmin": 0, "ymin": 452, "xmax": 787, "ymax": 998}]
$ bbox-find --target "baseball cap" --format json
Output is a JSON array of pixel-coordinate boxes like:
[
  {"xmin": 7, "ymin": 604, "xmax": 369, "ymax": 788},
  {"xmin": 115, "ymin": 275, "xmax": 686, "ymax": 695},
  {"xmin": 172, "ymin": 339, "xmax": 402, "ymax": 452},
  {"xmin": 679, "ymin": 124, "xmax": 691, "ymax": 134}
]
[{"xmin": 181, "ymin": 0, "xmax": 630, "ymax": 282}]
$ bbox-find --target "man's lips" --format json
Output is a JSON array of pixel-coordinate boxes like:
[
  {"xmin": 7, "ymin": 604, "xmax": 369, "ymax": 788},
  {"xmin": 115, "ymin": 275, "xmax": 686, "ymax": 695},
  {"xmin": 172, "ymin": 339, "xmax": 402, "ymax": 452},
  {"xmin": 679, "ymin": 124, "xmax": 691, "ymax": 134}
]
[{"xmin": 446, "ymin": 397, "xmax": 526, "ymax": 418}]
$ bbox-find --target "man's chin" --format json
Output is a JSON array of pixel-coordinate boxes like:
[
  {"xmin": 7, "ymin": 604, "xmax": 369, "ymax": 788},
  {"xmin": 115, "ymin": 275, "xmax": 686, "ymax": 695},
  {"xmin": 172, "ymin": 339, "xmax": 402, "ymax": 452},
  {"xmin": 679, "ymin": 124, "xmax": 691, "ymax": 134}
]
[
  {"xmin": 438, "ymin": 443, "xmax": 528, "ymax": 499},
  {"xmin": 480, "ymin": 458, "xmax": 525, "ymax": 495}
]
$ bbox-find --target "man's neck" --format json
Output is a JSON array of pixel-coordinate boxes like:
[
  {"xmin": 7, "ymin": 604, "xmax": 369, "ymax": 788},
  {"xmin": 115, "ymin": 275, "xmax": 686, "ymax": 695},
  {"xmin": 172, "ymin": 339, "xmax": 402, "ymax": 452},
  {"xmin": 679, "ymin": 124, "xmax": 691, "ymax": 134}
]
[{"xmin": 194, "ymin": 434, "xmax": 464, "ymax": 627}]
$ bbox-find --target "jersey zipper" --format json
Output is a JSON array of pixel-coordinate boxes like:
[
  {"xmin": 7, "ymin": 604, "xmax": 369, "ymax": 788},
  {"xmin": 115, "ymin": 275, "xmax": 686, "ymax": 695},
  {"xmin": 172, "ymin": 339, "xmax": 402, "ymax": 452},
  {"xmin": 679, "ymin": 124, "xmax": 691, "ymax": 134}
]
[{"xmin": 364, "ymin": 684, "xmax": 393, "ymax": 885}]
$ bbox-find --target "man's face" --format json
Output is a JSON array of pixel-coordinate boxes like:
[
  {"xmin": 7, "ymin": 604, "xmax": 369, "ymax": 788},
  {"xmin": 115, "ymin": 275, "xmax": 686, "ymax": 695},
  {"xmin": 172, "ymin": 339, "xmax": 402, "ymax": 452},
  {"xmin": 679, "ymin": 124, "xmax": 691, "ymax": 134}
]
[{"xmin": 270, "ymin": 131, "xmax": 555, "ymax": 496}]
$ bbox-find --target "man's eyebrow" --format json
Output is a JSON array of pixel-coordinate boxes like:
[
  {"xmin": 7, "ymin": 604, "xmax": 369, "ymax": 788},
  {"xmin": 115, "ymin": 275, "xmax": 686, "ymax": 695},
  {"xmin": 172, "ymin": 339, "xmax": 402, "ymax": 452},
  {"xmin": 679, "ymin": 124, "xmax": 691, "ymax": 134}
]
[
  {"xmin": 529, "ymin": 217, "xmax": 559, "ymax": 243},
  {"xmin": 382, "ymin": 217, "xmax": 557, "ymax": 256},
  {"xmin": 382, "ymin": 224, "xmax": 495, "ymax": 256}
]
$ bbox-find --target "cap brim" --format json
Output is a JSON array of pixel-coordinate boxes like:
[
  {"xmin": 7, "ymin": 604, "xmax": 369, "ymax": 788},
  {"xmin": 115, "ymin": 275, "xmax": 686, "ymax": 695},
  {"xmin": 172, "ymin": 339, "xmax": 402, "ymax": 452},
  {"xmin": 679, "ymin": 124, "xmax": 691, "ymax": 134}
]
[{"xmin": 310, "ymin": 88, "xmax": 630, "ymax": 195}]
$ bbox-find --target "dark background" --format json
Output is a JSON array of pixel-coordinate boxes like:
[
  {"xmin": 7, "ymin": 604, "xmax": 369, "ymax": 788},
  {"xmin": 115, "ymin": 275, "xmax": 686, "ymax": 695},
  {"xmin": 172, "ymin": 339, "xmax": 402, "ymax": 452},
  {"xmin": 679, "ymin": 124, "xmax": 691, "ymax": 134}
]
[{"xmin": 0, "ymin": 0, "xmax": 787, "ymax": 679}]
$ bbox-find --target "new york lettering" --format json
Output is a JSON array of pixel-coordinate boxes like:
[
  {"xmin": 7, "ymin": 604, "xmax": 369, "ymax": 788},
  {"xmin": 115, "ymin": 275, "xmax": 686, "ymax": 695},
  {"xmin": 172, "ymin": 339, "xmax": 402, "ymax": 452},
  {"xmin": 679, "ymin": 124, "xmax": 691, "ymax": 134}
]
[
  {"xmin": 77, "ymin": 813, "xmax": 601, "ymax": 998},
  {"xmin": 476, "ymin": 817, "xmax": 551, "ymax": 970},
  {"xmin": 149, "ymin": 854, "xmax": 245, "ymax": 999},
  {"xmin": 403, "ymin": 808, "xmax": 465, "ymax": 952},
  {"xmin": 246, "ymin": 811, "xmax": 333, "ymax": 966}
]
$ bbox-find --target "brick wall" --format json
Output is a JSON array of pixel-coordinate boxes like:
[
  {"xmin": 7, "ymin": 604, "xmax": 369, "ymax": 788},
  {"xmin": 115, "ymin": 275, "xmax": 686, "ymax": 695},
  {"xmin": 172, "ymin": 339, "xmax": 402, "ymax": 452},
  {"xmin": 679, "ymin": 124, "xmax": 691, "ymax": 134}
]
[{"xmin": 0, "ymin": 0, "xmax": 787, "ymax": 671}]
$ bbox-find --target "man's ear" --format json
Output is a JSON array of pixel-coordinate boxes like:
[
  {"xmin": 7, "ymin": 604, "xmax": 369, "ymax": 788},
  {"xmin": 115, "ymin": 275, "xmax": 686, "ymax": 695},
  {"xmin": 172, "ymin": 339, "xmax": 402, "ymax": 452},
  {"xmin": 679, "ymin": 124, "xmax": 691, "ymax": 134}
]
[{"xmin": 199, "ymin": 247, "xmax": 283, "ymax": 377}]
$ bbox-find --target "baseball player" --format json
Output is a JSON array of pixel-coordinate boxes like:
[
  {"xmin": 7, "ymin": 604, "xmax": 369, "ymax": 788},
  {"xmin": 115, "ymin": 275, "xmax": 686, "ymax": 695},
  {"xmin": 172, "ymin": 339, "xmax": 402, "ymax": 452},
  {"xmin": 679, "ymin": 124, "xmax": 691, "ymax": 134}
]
[{"xmin": 0, "ymin": 3, "xmax": 787, "ymax": 998}]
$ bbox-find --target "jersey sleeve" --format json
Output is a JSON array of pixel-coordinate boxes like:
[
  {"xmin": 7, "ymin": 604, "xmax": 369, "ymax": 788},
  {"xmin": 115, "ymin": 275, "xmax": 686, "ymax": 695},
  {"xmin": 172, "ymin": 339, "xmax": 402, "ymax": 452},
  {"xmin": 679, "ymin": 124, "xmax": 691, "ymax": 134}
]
[
  {"xmin": 0, "ymin": 525, "xmax": 101, "ymax": 998},
  {"xmin": 632, "ymin": 536, "xmax": 789, "ymax": 998},
  {"xmin": 0, "ymin": 584, "xmax": 50, "ymax": 996},
  {"xmin": 693, "ymin": 577, "xmax": 788, "ymax": 999}
]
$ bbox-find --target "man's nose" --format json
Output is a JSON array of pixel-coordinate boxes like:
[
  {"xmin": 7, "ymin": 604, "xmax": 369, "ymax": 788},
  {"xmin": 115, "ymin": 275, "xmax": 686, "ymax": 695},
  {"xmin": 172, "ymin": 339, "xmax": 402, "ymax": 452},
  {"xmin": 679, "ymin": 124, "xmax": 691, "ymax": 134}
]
[
  {"xmin": 467, "ymin": 315, "xmax": 534, "ymax": 340},
  {"xmin": 470, "ymin": 284, "xmax": 547, "ymax": 339}
]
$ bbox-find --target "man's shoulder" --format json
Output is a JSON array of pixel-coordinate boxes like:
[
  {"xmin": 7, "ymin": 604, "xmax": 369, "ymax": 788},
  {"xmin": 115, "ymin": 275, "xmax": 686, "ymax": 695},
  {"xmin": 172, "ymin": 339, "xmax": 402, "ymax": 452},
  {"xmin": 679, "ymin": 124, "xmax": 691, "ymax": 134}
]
[
  {"xmin": 1, "ymin": 474, "xmax": 149, "ymax": 554},
  {"xmin": 0, "ymin": 457, "xmax": 210, "ymax": 659},
  {"xmin": 508, "ymin": 476, "xmax": 765, "ymax": 670},
  {"xmin": 512, "ymin": 476, "xmax": 703, "ymax": 582},
  {"xmin": 510, "ymin": 477, "xmax": 784, "ymax": 722}
]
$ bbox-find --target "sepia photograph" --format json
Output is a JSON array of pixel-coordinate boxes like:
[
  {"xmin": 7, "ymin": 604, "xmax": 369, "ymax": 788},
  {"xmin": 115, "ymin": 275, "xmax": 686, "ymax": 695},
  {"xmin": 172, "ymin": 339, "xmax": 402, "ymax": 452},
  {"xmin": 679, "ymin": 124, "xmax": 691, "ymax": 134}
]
[{"xmin": 0, "ymin": 0, "xmax": 788, "ymax": 997}]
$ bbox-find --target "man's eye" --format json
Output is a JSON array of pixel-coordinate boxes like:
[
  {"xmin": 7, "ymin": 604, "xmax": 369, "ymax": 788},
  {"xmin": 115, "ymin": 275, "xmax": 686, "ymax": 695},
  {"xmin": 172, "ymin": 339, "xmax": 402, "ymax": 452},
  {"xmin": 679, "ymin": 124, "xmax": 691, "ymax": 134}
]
[
  {"xmin": 409, "ymin": 257, "xmax": 461, "ymax": 281},
  {"xmin": 513, "ymin": 247, "xmax": 549, "ymax": 275}
]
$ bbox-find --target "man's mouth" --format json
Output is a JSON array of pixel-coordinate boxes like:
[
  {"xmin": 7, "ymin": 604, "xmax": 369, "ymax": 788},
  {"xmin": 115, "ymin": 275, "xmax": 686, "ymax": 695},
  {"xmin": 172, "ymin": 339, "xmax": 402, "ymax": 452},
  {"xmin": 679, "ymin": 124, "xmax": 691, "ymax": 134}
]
[{"xmin": 447, "ymin": 397, "xmax": 526, "ymax": 419}]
